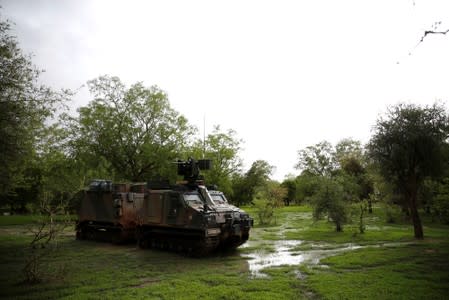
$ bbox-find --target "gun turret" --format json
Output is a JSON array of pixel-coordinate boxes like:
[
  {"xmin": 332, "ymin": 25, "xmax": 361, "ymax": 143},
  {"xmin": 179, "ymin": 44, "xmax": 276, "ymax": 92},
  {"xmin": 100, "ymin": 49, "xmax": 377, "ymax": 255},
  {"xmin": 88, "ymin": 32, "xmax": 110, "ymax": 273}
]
[{"xmin": 176, "ymin": 158, "xmax": 212, "ymax": 183}]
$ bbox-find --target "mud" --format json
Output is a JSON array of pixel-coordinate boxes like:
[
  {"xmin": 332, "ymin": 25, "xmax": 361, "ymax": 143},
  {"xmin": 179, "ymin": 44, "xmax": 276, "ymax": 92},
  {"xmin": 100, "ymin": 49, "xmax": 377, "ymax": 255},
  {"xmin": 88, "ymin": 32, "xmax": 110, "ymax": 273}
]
[
  {"xmin": 240, "ymin": 213, "xmax": 412, "ymax": 278},
  {"xmin": 241, "ymin": 238, "xmax": 362, "ymax": 277}
]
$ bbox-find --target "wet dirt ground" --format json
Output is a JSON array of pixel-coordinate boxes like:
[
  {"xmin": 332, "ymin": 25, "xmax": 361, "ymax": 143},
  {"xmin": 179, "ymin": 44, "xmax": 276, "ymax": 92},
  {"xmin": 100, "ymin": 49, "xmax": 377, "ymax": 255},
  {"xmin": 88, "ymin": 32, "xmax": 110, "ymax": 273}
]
[
  {"xmin": 239, "ymin": 212, "xmax": 410, "ymax": 278},
  {"xmin": 240, "ymin": 234, "xmax": 363, "ymax": 278}
]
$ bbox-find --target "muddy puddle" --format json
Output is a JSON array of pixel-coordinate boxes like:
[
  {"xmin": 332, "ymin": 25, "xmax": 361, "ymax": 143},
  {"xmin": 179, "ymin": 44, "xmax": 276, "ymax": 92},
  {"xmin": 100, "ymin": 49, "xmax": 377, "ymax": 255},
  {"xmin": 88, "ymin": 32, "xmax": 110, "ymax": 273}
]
[
  {"xmin": 240, "ymin": 216, "xmax": 411, "ymax": 278},
  {"xmin": 241, "ymin": 239, "xmax": 362, "ymax": 278},
  {"xmin": 241, "ymin": 239, "xmax": 412, "ymax": 278}
]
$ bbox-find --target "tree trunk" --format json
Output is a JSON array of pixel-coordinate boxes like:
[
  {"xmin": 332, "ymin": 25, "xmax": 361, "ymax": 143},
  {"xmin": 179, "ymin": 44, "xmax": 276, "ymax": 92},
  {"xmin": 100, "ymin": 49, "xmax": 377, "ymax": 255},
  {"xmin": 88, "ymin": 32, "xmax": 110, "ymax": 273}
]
[
  {"xmin": 408, "ymin": 176, "xmax": 424, "ymax": 239},
  {"xmin": 359, "ymin": 204, "xmax": 365, "ymax": 234},
  {"xmin": 409, "ymin": 199, "xmax": 424, "ymax": 239},
  {"xmin": 368, "ymin": 198, "xmax": 373, "ymax": 214},
  {"xmin": 336, "ymin": 222, "xmax": 342, "ymax": 232}
]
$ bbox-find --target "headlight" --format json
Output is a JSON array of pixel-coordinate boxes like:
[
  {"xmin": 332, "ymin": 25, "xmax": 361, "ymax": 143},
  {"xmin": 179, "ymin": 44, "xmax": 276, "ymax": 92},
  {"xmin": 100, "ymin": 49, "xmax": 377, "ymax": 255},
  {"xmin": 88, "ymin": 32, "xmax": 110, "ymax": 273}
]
[
  {"xmin": 205, "ymin": 214, "xmax": 216, "ymax": 224},
  {"xmin": 240, "ymin": 212, "xmax": 249, "ymax": 219},
  {"xmin": 206, "ymin": 228, "xmax": 221, "ymax": 236},
  {"xmin": 233, "ymin": 211, "xmax": 240, "ymax": 219}
]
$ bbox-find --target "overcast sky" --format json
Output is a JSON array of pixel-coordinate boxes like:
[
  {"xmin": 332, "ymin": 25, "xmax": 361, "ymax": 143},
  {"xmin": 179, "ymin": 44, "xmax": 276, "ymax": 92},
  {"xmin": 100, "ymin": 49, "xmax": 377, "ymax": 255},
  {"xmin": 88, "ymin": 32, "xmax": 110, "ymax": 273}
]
[{"xmin": 2, "ymin": 0, "xmax": 449, "ymax": 180}]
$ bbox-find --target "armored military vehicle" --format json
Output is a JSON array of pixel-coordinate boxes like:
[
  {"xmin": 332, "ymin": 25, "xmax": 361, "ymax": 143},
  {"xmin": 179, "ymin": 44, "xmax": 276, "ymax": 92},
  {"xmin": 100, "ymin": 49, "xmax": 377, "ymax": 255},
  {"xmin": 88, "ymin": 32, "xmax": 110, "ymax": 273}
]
[
  {"xmin": 207, "ymin": 188, "xmax": 252, "ymax": 249},
  {"xmin": 75, "ymin": 180, "xmax": 142, "ymax": 243},
  {"xmin": 76, "ymin": 158, "xmax": 253, "ymax": 255}
]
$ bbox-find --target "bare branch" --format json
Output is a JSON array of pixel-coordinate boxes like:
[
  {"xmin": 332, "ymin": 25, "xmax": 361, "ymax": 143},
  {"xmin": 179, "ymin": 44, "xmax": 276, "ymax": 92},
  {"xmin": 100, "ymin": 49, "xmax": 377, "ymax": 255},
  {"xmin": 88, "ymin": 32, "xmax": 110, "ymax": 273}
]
[
  {"xmin": 419, "ymin": 29, "xmax": 449, "ymax": 44},
  {"xmin": 401, "ymin": 26, "xmax": 449, "ymax": 61}
]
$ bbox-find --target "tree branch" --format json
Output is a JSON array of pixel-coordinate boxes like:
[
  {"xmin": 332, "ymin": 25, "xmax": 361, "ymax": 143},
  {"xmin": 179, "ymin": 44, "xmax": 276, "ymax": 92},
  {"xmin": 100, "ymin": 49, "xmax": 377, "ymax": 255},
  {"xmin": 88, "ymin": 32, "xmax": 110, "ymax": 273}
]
[{"xmin": 419, "ymin": 29, "xmax": 449, "ymax": 43}]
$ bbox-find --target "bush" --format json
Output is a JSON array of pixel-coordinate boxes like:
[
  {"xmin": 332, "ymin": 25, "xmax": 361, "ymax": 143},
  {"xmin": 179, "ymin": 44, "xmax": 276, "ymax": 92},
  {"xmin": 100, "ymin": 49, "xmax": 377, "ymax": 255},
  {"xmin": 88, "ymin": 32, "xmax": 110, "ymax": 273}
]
[
  {"xmin": 253, "ymin": 198, "xmax": 274, "ymax": 226},
  {"xmin": 23, "ymin": 201, "xmax": 70, "ymax": 283},
  {"xmin": 312, "ymin": 179, "xmax": 349, "ymax": 232},
  {"xmin": 433, "ymin": 194, "xmax": 449, "ymax": 224}
]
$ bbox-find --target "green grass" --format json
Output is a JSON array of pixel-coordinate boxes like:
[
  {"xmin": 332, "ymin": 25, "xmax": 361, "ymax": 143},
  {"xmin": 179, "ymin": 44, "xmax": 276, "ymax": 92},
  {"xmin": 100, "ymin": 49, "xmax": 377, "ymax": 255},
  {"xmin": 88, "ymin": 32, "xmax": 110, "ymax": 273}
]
[
  {"xmin": 0, "ymin": 237, "xmax": 306, "ymax": 299},
  {"xmin": 0, "ymin": 214, "xmax": 77, "ymax": 226},
  {"xmin": 305, "ymin": 240, "xmax": 449, "ymax": 299},
  {"xmin": 1, "ymin": 205, "xmax": 448, "ymax": 299},
  {"xmin": 0, "ymin": 214, "xmax": 42, "ymax": 226}
]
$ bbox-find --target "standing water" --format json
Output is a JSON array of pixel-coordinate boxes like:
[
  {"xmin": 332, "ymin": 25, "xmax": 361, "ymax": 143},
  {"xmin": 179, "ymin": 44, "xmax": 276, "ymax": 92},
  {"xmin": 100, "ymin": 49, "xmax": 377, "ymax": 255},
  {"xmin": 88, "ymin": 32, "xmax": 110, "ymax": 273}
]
[{"xmin": 241, "ymin": 239, "xmax": 362, "ymax": 278}]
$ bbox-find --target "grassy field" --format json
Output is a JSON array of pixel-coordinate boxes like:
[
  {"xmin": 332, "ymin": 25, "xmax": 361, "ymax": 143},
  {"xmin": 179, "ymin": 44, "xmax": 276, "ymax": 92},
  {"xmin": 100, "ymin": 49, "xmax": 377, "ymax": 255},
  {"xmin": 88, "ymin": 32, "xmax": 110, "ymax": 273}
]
[
  {"xmin": 0, "ymin": 205, "xmax": 448, "ymax": 299},
  {"xmin": 0, "ymin": 214, "xmax": 77, "ymax": 226}
]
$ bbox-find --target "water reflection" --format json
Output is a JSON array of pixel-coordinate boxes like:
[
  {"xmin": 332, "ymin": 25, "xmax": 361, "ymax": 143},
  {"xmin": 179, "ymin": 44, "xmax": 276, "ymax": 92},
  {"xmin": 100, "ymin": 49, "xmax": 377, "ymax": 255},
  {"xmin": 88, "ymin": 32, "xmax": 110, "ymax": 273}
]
[
  {"xmin": 241, "ymin": 239, "xmax": 362, "ymax": 277},
  {"xmin": 239, "ymin": 211, "xmax": 411, "ymax": 278}
]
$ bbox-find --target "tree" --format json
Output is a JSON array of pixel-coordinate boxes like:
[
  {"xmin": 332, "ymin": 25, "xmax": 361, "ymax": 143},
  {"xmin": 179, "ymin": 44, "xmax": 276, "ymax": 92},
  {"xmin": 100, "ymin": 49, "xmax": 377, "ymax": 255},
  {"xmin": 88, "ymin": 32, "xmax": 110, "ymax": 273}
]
[
  {"xmin": 335, "ymin": 138, "xmax": 374, "ymax": 212},
  {"xmin": 254, "ymin": 181, "xmax": 286, "ymax": 225},
  {"xmin": 295, "ymin": 139, "xmax": 372, "ymax": 232},
  {"xmin": 294, "ymin": 172, "xmax": 321, "ymax": 204},
  {"xmin": 295, "ymin": 139, "xmax": 373, "ymax": 206},
  {"xmin": 36, "ymin": 125, "xmax": 88, "ymax": 211},
  {"xmin": 432, "ymin": 178, "xmax": 449, "ymax": 224},
  {"xmin": 280, "ymin": 176, "xmax": 296, "ymax": 206},
  {"xmin": 334, "ymin": 138, "xmax": 363, "ymax": 173},
  {"xmin": 67, "ymin": 75, "xmax": 194, "ymax": 182},
  {"xmin": 368, "ymin": 103, "xmax": 449, "ymax": 239},
  {"xmin": 245, "ymin": 160, "xmax": 274, "ymax": 188},
  {"xmin": 312, "ymin": 178, "xmax": 348, "ymax": 232},
  {"xmin": 190, "ymin": 126, "xmax": 242, "ymax": 196},
  {"xmin": 231, "ymin": 160, "xmax": 274, "ymax": 205},
  {"xmin": 23, "ymin": 198, "xmax": 70, "ymax": 283},
  {"xmin": 295, "ymin": 141, "xmax": 336, "ymax": 177},
  {"xmin": 0, "ymin": 17, "xmax": 69, "ymax": 208}
]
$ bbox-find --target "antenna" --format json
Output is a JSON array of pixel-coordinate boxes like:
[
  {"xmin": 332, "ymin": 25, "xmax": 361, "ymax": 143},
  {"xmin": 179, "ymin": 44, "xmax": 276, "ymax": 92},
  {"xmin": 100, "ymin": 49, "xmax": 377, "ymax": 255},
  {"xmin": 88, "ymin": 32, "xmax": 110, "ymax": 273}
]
[{"xmin": 203, "ymin": 114, "xmax": 206, "ymax": 158}]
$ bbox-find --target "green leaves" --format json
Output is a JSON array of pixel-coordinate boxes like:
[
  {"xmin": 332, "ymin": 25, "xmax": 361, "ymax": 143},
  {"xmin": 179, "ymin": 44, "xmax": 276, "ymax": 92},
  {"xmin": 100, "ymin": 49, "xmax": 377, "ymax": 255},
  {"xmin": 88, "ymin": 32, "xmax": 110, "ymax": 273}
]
[
  {"xmin": 188, "ymin": 125, "xmax": 243, "ymax": 197},
  {"xmin": 369, "ymin": 103, "xmax": 449, "ymax": 183},
  {"xmin": 368, "ymin": 102, "xmax": 449, "ymax": 238},
  {"xmin": 293, "ymin": 138, "xmax": 373, "ymax": 232},
  {"xmin": 312, "ymin": 177, "xmax": 349, "ymax": 232},
  {"xmin": 70, "ymin": 75, "xmax": 194, "ymax": 182},
  {"xmin": 231, "ymin": 160, "xmax": 274, "ymax": 205},
  {"xmin": 0, "ymin": 18, "xmax": 70, "ymax": 204},
  {"xmin": 296, "ymin": 141, "xmax": 335, "ymax": 177}
]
